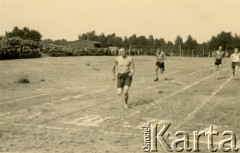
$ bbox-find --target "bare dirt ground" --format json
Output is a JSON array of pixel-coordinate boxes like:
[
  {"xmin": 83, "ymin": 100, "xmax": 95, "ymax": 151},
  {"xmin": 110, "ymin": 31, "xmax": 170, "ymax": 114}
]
[{"xmin": 0, "ymin": 56, "xmax": 239, "ymax": 153}]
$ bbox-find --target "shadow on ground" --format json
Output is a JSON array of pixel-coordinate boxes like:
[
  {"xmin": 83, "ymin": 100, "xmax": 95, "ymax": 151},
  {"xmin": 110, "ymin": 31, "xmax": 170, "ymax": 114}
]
[{"xmin": 130, "ymin": 98, "xmax": 154, "ymax": 107}]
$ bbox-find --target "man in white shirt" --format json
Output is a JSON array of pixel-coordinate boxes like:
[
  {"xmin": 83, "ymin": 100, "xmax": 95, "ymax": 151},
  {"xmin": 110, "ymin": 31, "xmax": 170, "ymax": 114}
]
[
  {"xmin": 230, "ymin": 48, "xmax": 240, "ymax": 79},
  {"xmin": 112, "ymin": 48, "xmax": 135, "ymax": 108}
]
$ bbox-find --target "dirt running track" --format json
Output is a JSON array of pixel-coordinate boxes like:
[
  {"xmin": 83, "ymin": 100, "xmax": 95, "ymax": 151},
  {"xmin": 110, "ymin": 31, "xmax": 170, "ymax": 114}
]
[{"xmin": 0, "ymin": 56, "xmax": 239, "ymax": 153}]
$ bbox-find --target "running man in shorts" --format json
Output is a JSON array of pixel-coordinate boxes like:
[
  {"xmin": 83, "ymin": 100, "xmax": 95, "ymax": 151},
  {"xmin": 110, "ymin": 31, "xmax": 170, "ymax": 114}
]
[
  {"xmin": 230, "ymin": 48, "xmax": 240, "ymax": 79},
  {"xmin": 154, "ymin": 49, "xmax": 166, "ymax": 81},
  {"xmin": 112, "ymin": 48, "xmax": 135, "ymax": 108},
  {"xmin": 215, "ymin": 46, "xmax": 225, "ymax": 79}
]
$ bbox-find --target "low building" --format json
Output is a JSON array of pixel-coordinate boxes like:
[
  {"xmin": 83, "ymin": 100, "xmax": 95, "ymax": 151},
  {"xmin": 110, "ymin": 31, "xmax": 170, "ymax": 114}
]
[{"xmin": 66, "ymin": 40, "xmax": 101, "ymax": 49}]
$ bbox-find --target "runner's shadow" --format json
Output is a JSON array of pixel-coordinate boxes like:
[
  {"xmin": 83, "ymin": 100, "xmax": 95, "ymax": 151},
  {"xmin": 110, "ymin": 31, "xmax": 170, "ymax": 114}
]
[
  {"xmin": 164, "ymin": 77, "xmax": 174, "ymax": 81},
  {"xmin": 218, "ymin": 77, "xmax": 228, "ymax": 80},
  {"xmin": 131, "ymin": 98, "xmax": 154, "ymax": 107}
]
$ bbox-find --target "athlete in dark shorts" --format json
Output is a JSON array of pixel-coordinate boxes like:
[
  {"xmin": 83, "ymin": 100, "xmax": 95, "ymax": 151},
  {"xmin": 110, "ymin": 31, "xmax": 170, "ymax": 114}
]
[
  {"xmin": 117, "ymin": 72, "xmax": 132, "ymax": 88},
  {"xmin": 215, "ymin": 59, "xmax": 222, "ymax": 65},
  {"xmin": 232, "ymin": 62, "xmax": 239, "ymax": 69},
  {"xmin": 112, "ymin": 48, "xmax": 135, "ymax": 108},
  {"xmin": 215, "ymin": 46, "xmax": 225, "ymax": 79},
  {"xmin": 156, "ymin": 61, "xmax": 165, "ymax": 70},
  {"xmin": 154, "ymin": 49, "xmax": 166, "ymax": 81}
]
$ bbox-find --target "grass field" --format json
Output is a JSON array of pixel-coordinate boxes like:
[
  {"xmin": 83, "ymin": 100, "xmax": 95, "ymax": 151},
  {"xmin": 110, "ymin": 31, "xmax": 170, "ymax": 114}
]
[{"xmin": 0, "ymin": 56, "xmax": 239, "ymax": 153}]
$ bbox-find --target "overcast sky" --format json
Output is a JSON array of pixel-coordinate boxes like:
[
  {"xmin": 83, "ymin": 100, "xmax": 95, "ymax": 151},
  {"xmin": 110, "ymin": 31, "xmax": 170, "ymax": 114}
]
[{"xmin": 1, "ymin": 0, "xmax": 240, "ymax": 43}]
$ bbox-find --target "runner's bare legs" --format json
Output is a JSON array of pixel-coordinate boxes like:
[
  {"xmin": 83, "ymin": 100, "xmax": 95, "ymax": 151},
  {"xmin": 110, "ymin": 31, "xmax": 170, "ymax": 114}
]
[
  {"xmin": 233, "ymin": 65, "xmax": 238, "ymax": 79},
  {"xmin": 123, "ymin": 86, "xmax": 129, "ymax": 108},
  {"xmin": 154, "ymin": 50, "xmax": 166, "ymax": 81},
  {"xmin": 217, "ymin": 64, "xmax": 222, "ymax": 79},
  {"xmin": 117, "ymin": 86, "xmax": 129, "ymax": 108},
  {"xmin": 161, "ymin": 68, "xmax": 165, "ymax": 79},
  {"xmin": 215, "ymin": 46, "xmax": 224, "ymax": 80},
  {"xmin": 155, "ymin": 67, "xmax": 159, "ymax": 81}
]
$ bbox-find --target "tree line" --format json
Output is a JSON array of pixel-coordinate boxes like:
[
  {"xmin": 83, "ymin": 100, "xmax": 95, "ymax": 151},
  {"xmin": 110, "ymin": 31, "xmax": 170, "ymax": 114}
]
[
  {"xmin": 1, "ymin": 27, "xmax": 240, "ymax": 55},
  {"xmin": 78, "ymin": 31, "xmax": 240, "ymax": 51},
  {"xmin": 4, "ymin": 26, "xmax": 42, "ymax": 42}
]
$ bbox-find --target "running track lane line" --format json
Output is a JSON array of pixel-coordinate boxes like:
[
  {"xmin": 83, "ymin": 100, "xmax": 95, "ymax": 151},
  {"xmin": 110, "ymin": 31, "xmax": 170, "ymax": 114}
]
[
  {"xmin": 1, "ymin": 70, "xmax": 182, "ymax": 119},
  {"xmin": 0, "ymin": 66, "xmax": 216, "ymax": 126},
  {"xmin": 36, "ymin": 70, "xmax": 216, "ymax": 125},
  {"xmin": 173, "ymin": 76, "xmax": 233, "ymax": 130},
  {"xmin": 0, "ymin": 69, "xmax": 182, "ymax": 106},
  {"xmin": 0, "ymin": 121, "xmax": 238, "ymax": 149},
  {"xmin": 0, "ymin": 68, "xmax": 212, "ymax": 121},
  {"xmin": 0, "ymin": 121, "xmax": 64, "ymax": 130},
  {"xmin": 132, "ymin": 70, "xmax": 182, "ymax": 93},
  {"xmin": 144, "ymin": 70, "xmax": 219, "ymax": 113},
  {"xmin": 40, "ymin": 70, "xmax": 185, "ymax": 123},
  {"xmin": 0, "ymin": 121, "xmax": 136, "ymax": 136},
  {"xmin": 144, "ymin": 71, "xmax": 218, "ymax": 109},
  {"xmin": 110, "ymin": 72, "xmax": 218, "ymax": 126},
  {"xmin": 189, "ymin": 68, "xmax": 212, "ymax": 75},
  {"xmin": 189, "ymin": 60, "xmax": 230, "ymax": 76},
  {"xmin": 0, "ymin": 94, "xmax": 47, "ymax": 105},
  {"xmin": 0, "ymin": 67, "xmax": 200, "ymax": 106}
]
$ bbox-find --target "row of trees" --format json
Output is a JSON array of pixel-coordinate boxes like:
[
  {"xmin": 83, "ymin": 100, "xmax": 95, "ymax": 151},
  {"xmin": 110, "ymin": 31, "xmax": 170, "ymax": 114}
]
[
  {"xmin": 78, "ymin": 31, "xmax": 240, "ymax": 52},
  {"xmin": 1, "ymin": 27, "xmax": 240, "ymax": 57},
  {"xmin": 0, "ymin": 27, "xmax": 42, "ymax": 59},
  {"xmin": 41, "ymin": 39, "xmax": 68, "ymax": 46},
  {"xmin": 79, "ymin": 31, "xmax": 175, "ymax": 48},
  {"xmin": 5, "ymin": 26, "xmax": 42, "ymax": 42}
]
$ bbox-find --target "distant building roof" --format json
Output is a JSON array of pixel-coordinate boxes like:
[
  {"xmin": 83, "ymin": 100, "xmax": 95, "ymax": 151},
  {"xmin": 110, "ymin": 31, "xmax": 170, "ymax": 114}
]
[
  {"xmin": 68, "ymin": 40, "xmax": 100, "ymax": 44},
  {"xmin": 66, "ymin": 40, "xmax": 101, "ymax": 49}
]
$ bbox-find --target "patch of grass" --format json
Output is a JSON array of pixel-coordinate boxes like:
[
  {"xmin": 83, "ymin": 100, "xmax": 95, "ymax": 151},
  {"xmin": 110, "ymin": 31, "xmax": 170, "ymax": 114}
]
[
  {"xmin": 158, "ymin": 90, "xmax": 164, "ymax": 94},
  {"xmin": 40, "ymin": 79, "xmax": 45, "ymax": 82},
  {"xmin": 92, "ymin": 66, "xmax": 100, "ymax": 71},
  {"xmin": 17, "ymin": 76, "xmax": 30, "ymax": 84},
  {"xmin": 85, "ymin": 61, "xmax": 91, "ymax": 66}
]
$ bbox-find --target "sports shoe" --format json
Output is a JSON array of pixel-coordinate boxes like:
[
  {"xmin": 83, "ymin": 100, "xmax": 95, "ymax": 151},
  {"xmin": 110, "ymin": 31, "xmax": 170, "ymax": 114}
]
[{"xmin": 124, "ymin": 104, "xmax": 129, "ymax": 109}]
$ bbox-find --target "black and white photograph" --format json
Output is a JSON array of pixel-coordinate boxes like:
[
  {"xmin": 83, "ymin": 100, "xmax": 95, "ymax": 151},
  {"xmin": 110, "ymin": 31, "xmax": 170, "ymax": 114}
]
[{"xmin": 0, "ymin": 0, "xmax": 239, "ymax": 152}]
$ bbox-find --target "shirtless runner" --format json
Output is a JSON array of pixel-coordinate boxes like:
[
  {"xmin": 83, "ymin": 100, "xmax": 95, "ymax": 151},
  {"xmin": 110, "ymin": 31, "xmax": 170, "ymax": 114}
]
[{"xmin": 112, "ymin": 48, "xmax": 135, "ymax": 108}]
